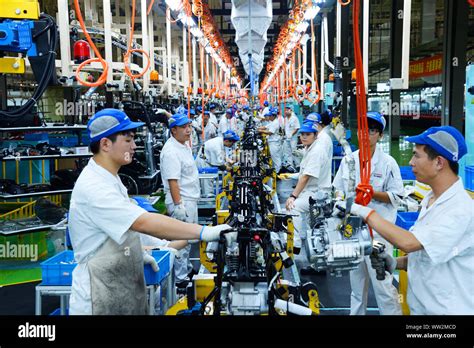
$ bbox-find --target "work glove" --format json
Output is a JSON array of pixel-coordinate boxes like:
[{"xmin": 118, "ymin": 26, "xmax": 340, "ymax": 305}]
[
  {"xmin": 349, "ymin": 202, "xmax": 375, "ymax": 221},
  {"xmin": 330, "ymin": 123, "xmax": 346, "ymax": 142},
  {"xmin": 155, "ymin": 108, "xmax": 168, "ymax": 115},
  {"xmin": 171, "ymin": 203, "xmax": 187, "ymax": 222},
  {"xmin": 200, "ymin": 224, "xmax": 236, "ymax": 244},
  {"xmin": 332, "ymin": 199, "xmax": 347, "ymax": 217},
  {"xmin": 143, "ymin": 252, "xmax": 159, "ymax": 272},
  {"xmin": 370, "ymin": 250, "xmax": 397, "ymax": 275}
]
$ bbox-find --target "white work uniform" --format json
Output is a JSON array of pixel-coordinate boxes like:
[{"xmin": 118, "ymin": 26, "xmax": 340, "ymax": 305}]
[
  {"xmin": 68, "ymin": 158, "xmax": 147, "ymax": 315},
  {"xmin": 218, "ymin": 116, "xmax": 238, "ymax": 136},
  {"xmin": 266, "ymin": 117, "xmax": 284, "ymax": 173},
  {"xmin": 407, "ymin": 179, "xmax": 474, "ymax": 315},
  {"xmin": 290, "ymin": 128, "xmax": 333, "ymax": 249},
  {"xmin": 260, "ymin": 106, "xmax": 270, "ymax": 119},
  {"xmin": 192, "ymin": 119, "xmax": 217, "ymax": 144},
  {"xmin": 283, "ymin": 114, "xmax": 300, "ymax": 168},
  {"xmin": 160, "ymin": 135, "xmax": 200, "ymax": 282},
  {"xmin": 196, "ymin": 113, "xmax": 218, "ymax": 126},
  {"xmin": 195, "ymin": 137, "xmax": 226, "ymax": 196},
  {"xmin": 333, "ymin": 146, "xmax": 404, "ymax": 315}
]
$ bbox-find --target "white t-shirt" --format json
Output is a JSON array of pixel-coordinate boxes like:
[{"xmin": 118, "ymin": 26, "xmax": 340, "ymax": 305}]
[
  {"xmin": 298, "ymin": 128, "xmax": 333, "ymax": 192},
  {"xmin": 160, "ymin": 135, "xmax": 201, "ymax": 204},
  {"xmin": 333, "ymin": 146, "xmax": 404, "ymax": 225},
  {"xmin": 407, "ymin": 179, "xmax": 474, "ymax": 314},
  {"xmin": 203, "ymin": 136, "xmax": 225, "ymax": 166},
  {"xmin": 192, "ymin": 119, "xmax": 217, "ymax": 143},
  {"xmin": 266, "ymin": 118, "xmax": 283, "ymax": 143},
  {"xmin": 68, "ymin": 158, "xmax": 146, "ymax": 315},
  {"xmin": 218, "ymin": 117, "xmax": 238, "ymax": 136},
  {"xmin": 284, "ymin": 114, "xmax": 300, "ymax": 139}
]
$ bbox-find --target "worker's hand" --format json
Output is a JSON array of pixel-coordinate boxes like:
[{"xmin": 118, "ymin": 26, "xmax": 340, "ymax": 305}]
[
  {"xmin": 349, "ymin": 202, "xmax": 375, "ymax": 221},
  {"xmin": 331, "ymin": 123, "xmax": 346, "ymax": 142},
  {"xmin": 370, "ymin": 251, "xmax": 396, "ymax": 274},
  {"xmin": 200, "ymin": 224, "xmax": 233, "ymax": 242},
  {"xmin": 286, "ymin": 196, "xmax": 296, "ymax": 211},
  {"xmin": 171, "ymin": 203, "xmax": 187, "ymax": 221},
  {"xmin": 143, "ymin": 252, "xmax": 159, "ymax": 272},
  {"xmin": 332, "ymin": 199, "xmax": 346, "ymax": 217}
]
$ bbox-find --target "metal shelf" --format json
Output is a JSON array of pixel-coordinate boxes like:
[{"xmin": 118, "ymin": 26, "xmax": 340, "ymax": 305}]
[
  {"xmin": 1, "ymin": 154, "xmax": 92, "ymax": 161},
  {"xmin": 0, "ymin": 189, "xmax": 73, "ymax": 200}
]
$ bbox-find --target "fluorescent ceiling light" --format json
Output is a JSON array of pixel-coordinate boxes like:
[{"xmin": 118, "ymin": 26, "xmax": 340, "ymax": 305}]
[{"xmin": 304, "ymin": 6, "xmax": 320, "ymax": 20}]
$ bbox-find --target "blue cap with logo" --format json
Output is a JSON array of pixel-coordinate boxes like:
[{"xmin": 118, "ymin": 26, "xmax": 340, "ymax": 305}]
[
  {"xmin": 405, "ymin": 126, "xmax": 467, "ymax": 162},
  {"xmin": 223, "ymin": 130, "xmax": 240, "ymax": 142},
  {"xmin": 226, "ymin": 108, "xmax": 234, "ymax": 116},
  {"xmin": 299, "ymin": 121, "xmax": 318, "ymax": 133},
  {"xmin": 306, "ymin": 112, "xmax": 321, "ymax": 124},
  {"xmin": 367, "ymin": 111, "xmax": 386, "ymax": 131},
  {"xmin": 209, "ymin": 103, "xmax": 217, "ymax": 109},
  {"xmin": 169, "ymin": 113, "xmax": 192, "ymax": 129},
  {"xmin": 264, "ymin": 101, "xmax": 269, "ymax": 106},
  {"xmin": 87, "ymin": 108, "xmax": 145, "ymax": 143},
  {"xmin": 132, "ymin": 197, "xmax": 157, "ymax": 212}
]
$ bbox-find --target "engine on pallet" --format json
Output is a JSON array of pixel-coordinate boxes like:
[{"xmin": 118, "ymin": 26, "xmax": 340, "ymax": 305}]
[{"xmin": 305, "ymin": 191, "xmax": 373, "ymax": 276}]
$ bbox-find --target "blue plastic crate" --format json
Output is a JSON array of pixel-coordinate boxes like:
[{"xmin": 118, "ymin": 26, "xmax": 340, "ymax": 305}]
[
  {"xmin": 50, "ymin": 308, "xmax": 69, "ymax": 316},
  {"xmin": 465, "ymin": 166, "xmax": 474, "ymax": 191},
  {"xmin": 40, "ymin": 250, "xmax": 76, "ymax": 286},
  {"xmin": 400, "ymin": 166, "xmax": 416, "ymax": 181},
  {"xmin": 199, "ymin": 167, "xmax": 218, "ymax": 174},
  {"xmin": 24, "ymin": 133, "xmax": 49, "ymax": 141},
  {"xmin": 144, "ymin": 250, "xmax": 171, "ymax": 285},
  {"xmin": 396, "ymin": 212, "xmax": 419, "ymax": 231}
]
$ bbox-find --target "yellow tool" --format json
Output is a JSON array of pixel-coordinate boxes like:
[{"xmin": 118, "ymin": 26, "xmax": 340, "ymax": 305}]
[{"xmin": 0, "ymin": 57, "xmax": 25, "ymax": 74}]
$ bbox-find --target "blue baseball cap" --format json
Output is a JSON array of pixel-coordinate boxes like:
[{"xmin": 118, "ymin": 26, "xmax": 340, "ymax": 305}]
[
  {"xmin": 169, "ymin": 113, "xmax": 192, "ymax": 129},
  {"xmin": 271, "ymin": 107, "xmax": 278, "ymax": 116},
  {"xmin": 243, "ymin": 105, "xmax": 249, "ymax": 110},
  {"xmin": 299, "ymin": 121, "xmax": 318, "ymax": 133},
  {"xmin": 405, "ymin": 126, "xmax": 467, "ymax": 162},
  {"xmin": 264, "ymin": 101, "xmax": 269, "ymax": 106},
  {"xmin": 306, "ymin": 112, "xmax": 321, "ymax": 124},
  {"xmin": 132, "ymin": 197, "xmax": 157, "ymax": 212},
  {"xmin": 87, "ymin": 108, "xmax": 144, "ymax": 143},
  {"xmin": 196, "ymin": 106, "xmax": 203, "ymax": 112},
  {"xmin": 209, "ymin": 103, "xmax": 217, "ymax": 109},
  {"xmin": 285, "ymin": 104, "xmax": 293, "ymax": 110},
  {"xmin": 264, "ymin": 111, "xmax": 273, "ymax": 118},
  {"xmin": 223, "ymin": 130, "xmax": 240, "ymax": 142},
  {"xmin": 226, "ymin": 108, "xmax": 234, "ymax": 116},
  {"xmin": 367, "ymin": 111, "xmax": 386, "ymax": 131}
]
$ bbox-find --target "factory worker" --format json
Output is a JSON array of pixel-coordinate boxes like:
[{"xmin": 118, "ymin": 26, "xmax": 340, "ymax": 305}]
[
  {"xmin": 208, "ymin": 103, "xmax": 219, "ymax": 124},
  {"xmin": 218, "ymin": 108, "xmax": 238, "ymax": 136},
  {"xmin": 333, "ymin": 112, "xmax": 403, "ymax": 315},
  {"xmin": 196, "ymin": 105, "xmax": 218, "ymax": 125},
  {"xmin": 68, "ymin": 109, "xmax": 232, "ymax": 315},
  {"xmin": 192, "ymin": 110, "xmax": 218, "ymax": 144},
  {"xmin": 280, "ymin": 119, "xmax": 332, "ymax": 270},
  {"xmin": 282, "ymin": 105, "xmax": 301, "ymax": 170},
  {"xmin": 258, "ymin": 108, "xmax": 284, "ymax": 173},
  {"xmin": 196, "ymin": 130, "xmax": 240, "ymax": 196},
  {"xmin": 349, "ymin": 126, "xmax": 474, "ymax": 315},
  {"xmin": 259, "ymin": 100, "xmax": 271, "ymax": 120},
  {"xmin": 160, "ymin": 113, "xmax": 202, "ymax": 290}
]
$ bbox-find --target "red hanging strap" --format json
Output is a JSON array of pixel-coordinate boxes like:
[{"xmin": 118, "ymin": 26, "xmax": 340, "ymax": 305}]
[{"xmin": 352, "ymin": 0, "xmax": 373, "ymax": 207}]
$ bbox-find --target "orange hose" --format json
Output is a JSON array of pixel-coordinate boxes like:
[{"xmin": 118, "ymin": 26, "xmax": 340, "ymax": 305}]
[
  {"xmin": 73, "ymin": 0, "xmax": 108, "ymax": 87},
  {"xmin": 124, "ymin": 0, "xmax": 151, "ymax": 81},
  {"xmin": 306, "ymin": 18, "xmax": 321, "ymax": 105}
]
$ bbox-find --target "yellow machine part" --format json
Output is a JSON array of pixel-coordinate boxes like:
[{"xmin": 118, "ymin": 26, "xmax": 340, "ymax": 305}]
[
  {"xmin": 193, "ymin": 274, "xmax": 216, "ymax": 302},
  {"xmin": 0, "ymin": 0, "xmax": 40, "ymax": 19},
  {"xmin": 165, "ymin": 296, "xmax": 189, "ymax": 315},
  {"xmin": 398, "ymin": 250, "xmax": 410, "ymax": 315},
  {"xmin": 308, "ymin": 289, "xmax": 320, "ymax": 315},
  {"xmin": 0, "ymin": 57, "xmax": 25, "ymax": 74}
]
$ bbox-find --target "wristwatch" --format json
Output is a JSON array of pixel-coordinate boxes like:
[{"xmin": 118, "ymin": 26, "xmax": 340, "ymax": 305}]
[{"xmin": 290, "ymin": 194, "xmax": 298, "ymax": 199}]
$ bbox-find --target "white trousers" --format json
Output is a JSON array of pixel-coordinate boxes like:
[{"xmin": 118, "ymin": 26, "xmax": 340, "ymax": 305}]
[
  {"xmin": 282, "ymin": 137, "xmax": 299, "ymax": 167},
  {"xmin": 350, "ymin": 240, "xmax": 402, "ymax": 315},
  {"xmin": 288, "ymin": 190, "xmax": 315, "ymax": 251},
  {"xmin": 268, "ymin": 141, "xmax": 282, "ymax": 173},
  {"xmin": 166, "ymin": 200, "xmax": 198, "ymax": 282}
]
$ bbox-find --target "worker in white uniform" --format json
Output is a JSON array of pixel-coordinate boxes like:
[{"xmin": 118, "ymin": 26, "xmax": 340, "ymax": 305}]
[
  {"xmin": 193, "ymin": 110, "xmax": 218, "ymax": 144},
  {"xmin": 333, "ymin": 112, "xmax": 403, "ymax": 315},
  {"xmin": 160, "ymin": 113, "xmax": 202, "ymax": 290},
  {"xmin": 208, "ymin": 103, "xmax": 219, "ymax": 125},
  {"xmin": 280, "ymin": 118, "xmax": 333, "ymax": 270},
  {"xmin": 196, "ymin": 130, "xmax": 240, "ymax": 196},
  {"xmin": 260, "ymin": 100, "xmax": 270, "ymax": 119},
  {"xmin": 218, "ymin": 108, "xmax": 238, "ymax": 136},
  {"xmin": 349, "ymin": 125, "xmax": 474, "ymax": 315},
  {"xmin": 68, "ymin": 109, "xmax": 232, "ymax": 315},
  {"xmin": 258, "ymin": 108, "xmax": 284, "ymax": 173},
  {"xmin": 282, "ymin": 105, "xmax": 301, "ymax": 170}
]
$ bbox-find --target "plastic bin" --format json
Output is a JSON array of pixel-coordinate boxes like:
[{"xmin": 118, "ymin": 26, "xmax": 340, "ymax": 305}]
[
  {"xmin": 24, "ymin": 133, "xmax": 49, "ymax": 142},
  {"xmin": 465, "ymin": 166, "xmax": 474, "ymax": 191},
  {"xmin": 40, "ymin": 250, "xmax": 76, "ymax": 285},
  {"xmin": 199, "ymin": 167, "xmax": 219, "ymax": 174},
  {"xmin": 50, "ymin": 308, "xmax": 69, "ymax": 316},
  {"xmin": 395, "ymin": 212, "xmax": 419, "ymax": 231},
  {"xmin": 144, "ymin": 250, "xmax": 171, "ymax": 285},
  {"xmin": 400, "ymin": 166, "xmax": 416, "ymax": 181}
]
